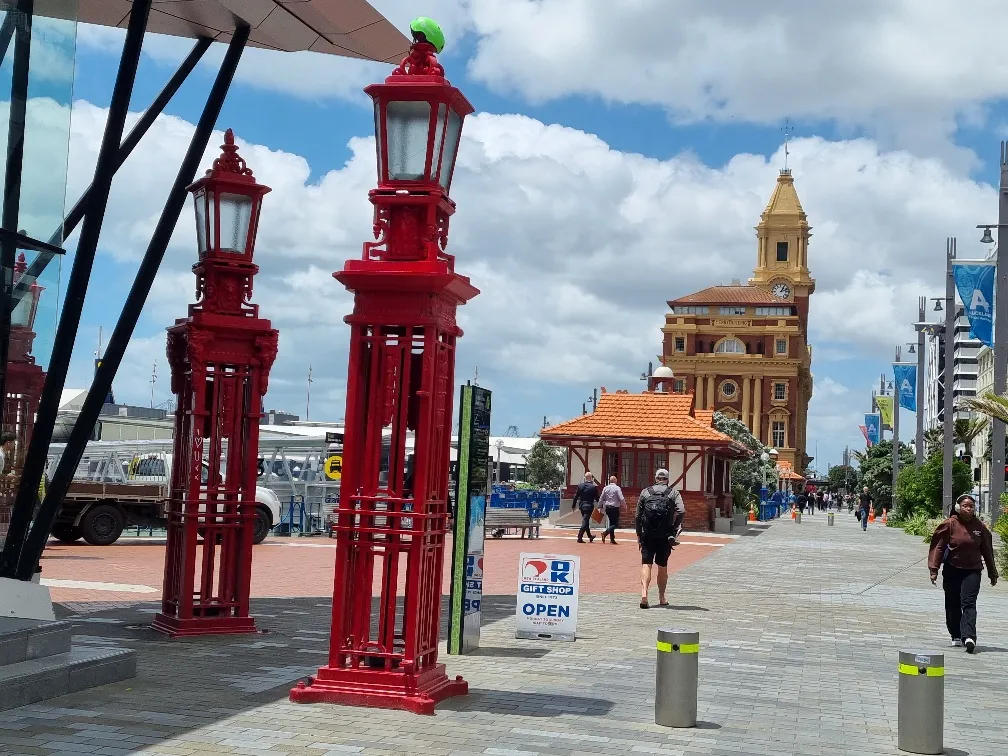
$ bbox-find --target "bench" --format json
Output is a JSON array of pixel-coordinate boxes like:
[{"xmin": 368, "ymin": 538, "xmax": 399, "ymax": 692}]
[{"xmin": 485, "ymin": 507, "xmax": 541, "ymax": 539}]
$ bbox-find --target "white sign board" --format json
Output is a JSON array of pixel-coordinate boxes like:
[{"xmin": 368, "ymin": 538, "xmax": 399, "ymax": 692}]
[{"xmin": 515, "ymin": 553, "xmax": 579, "ymax": 641}]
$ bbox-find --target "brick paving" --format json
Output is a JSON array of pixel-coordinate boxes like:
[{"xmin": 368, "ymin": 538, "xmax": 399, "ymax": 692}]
[
  {"xmin": 2, "ymin": 514, "xmax": 1005, "ymax": 755},
  {"xmin": 37, "ymin": 528, "xmax": 729, "ymax": 605}
]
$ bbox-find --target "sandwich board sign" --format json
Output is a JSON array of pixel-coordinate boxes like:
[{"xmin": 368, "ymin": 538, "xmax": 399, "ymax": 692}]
[{"xmin": 515, "ymin": 553, "xmax": 580, "ymax": 641}]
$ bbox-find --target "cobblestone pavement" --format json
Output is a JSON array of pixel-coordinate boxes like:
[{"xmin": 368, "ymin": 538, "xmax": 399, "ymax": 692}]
[{"xmin": 3, "ymin": 514, "xmax": 1006, "ymax": 755}]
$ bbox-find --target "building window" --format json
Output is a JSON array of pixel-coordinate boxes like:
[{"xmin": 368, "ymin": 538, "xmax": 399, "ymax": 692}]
[
  {"xmin": 772, "ymin": 420, "xmax": 786, "ymax": 448},
  {"xmin": 776, "ymin": 241, "xmax": 788, "ymax": 262},
  {"xmin": 636, "ymin": 452, "xmax": 653, "ymax": 489},
  {"xmin": 674, "ymin": 336, "xmax": 685, "ymax": 352},
  {"xmin": 720, "ymin": 380, "xmax": 738, "ymax": 400},
  {"xmin": 775, "ymin": 338, "xmax": 788, "ymax": 355},
  {"xmin": 718, "ymin": 306, "xmax": 747, "ymax": 316},
  {"xmin": 672, "ymin": 305, "xmax": 709, "ymax": 315},
  {"xmin": 673, "ymin": 378, "xmax": 685, "ymax": 393},
  {"xmin": 715, "ymin": 338, "xmax": 745, "ymax": 354},
  {"xmin": 755, "ymin": 306, "xmax": 795, "ymax": 317},
  {"xmin": 620, "ymin": 451, "xmax": 633, "ymax": 486},
  {"xmin": 773, "ymin": 382, "xmax": 787, "ymax": 401}
]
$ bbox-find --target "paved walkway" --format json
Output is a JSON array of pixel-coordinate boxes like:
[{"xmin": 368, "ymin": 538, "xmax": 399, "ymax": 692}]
[{"xmin": 3, "ymin": 513, "xmax": 1007, "ymax": 755}]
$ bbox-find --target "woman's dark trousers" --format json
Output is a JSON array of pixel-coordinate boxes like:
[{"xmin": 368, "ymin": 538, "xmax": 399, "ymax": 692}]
[{"xmin": 943, "ymin": 565, "xmax": 982, "ymax": 641}]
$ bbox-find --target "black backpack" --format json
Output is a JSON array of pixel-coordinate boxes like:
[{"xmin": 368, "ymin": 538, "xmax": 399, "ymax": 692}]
[{"xmin": 638, "ymin": 485, "xmax": 676, "ymax": 538}]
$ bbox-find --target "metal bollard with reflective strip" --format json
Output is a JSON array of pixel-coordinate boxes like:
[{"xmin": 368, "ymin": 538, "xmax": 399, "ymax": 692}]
[
  {"xmin": 795, "ymin": 510, "xmax": 802, "ymax": 524},
  {"xmin": 828, "ymin": 512, "xmax": 834, "ymax": 526},
  {"xmin": 897, "ymin": 650, "xmax": 944, "ymax": 755},
  {"xmin": 655, "ymin": 628, "xmax": 698, "ymax": 728}
]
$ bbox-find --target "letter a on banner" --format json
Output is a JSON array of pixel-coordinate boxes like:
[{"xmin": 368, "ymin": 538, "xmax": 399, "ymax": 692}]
[
  {"xmin": 893, "ymin": 363, "xmax": 917, "ymax": 412},
  {"xmin": 864, "ymin": 413, "xmax": 880, "ymax": 446},
  {"xmin": 952, "ymin": 262, "xmax": 995, "ymax": 347}
]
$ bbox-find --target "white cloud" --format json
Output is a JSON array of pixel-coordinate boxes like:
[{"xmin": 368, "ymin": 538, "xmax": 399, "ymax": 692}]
[
  {"xmin": 465, "ymin": 0, "xmax": 1008, "ymax": 162},
  {"xmin": 52, "ymin": 103, "xmax": 994, "ymax": 455}
]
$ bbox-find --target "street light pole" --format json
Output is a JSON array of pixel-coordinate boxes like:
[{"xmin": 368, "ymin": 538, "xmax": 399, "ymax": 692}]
[
  {"xmin": 991, "ymin": 142, "xmax": 1008, "ymax": 521},
  {"xmin": 917, "ymin": 296, "xmax": 926, "ymax": 465},
  {"xmin": 892, "ymin": 346, "xmax": 901, "ymax": 510},
  {"xmin": 944, "ymin": 238, "xmax": 956, "ymax": 515}
]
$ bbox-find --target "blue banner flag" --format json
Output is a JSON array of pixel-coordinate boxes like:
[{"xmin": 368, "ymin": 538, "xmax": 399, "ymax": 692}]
[
  {"xmin": 952, "ymin": 262, "xmax": 995, "ymax": 348},
  {"xmin": 864, "ymin": 413, "xmax": 881, "ymax": 446},
  {"xmin": 892, "ymin": 363, "xmax": 917, "ymax": 412}
]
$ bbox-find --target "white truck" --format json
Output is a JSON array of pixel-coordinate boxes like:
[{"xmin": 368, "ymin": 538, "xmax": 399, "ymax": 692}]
[{"xmin": 46, "ymin": 440, "xmax": 282, "ymax": 546}]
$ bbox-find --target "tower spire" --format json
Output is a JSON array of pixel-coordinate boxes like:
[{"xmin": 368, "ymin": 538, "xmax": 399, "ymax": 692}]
[{"xmin": 782, "ymin": 118, "xmax": 793, "ymax": 172}]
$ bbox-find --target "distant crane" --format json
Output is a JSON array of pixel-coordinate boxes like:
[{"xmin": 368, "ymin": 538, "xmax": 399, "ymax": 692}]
[{"xmin": 504, "ymin": 425, "xmax": 519, "ymax": 437}]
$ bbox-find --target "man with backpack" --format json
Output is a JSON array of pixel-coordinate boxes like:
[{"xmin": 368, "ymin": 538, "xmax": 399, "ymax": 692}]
[{"xmin": 635, "ymin": 468, "xmax": 683, "ymax": 609}]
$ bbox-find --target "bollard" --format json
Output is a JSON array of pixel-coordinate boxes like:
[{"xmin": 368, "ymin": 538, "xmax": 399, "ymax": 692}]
[
  {"xmin": 794, "ymin": 510, "xmax": 802, "ymax": 524},
  {"xmin": 827, "ymin": 512, "xmax": 834, "ymax": 526},
  {"xmin": 655, "ymin": 628, "xmax": 698, "ymax": 728},
  {"xmin": 897, "ymin": 650, "xmax": 944, "ymax": 754}
]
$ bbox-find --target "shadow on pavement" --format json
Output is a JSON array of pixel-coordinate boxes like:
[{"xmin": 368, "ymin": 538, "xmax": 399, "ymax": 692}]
[
  {"xmin": 661, "ymin": 605, "xmax": 709, "ymax": 612},
  {"xmin": 469, "ymin": 646, "xmax": 550, "ymax": 659},
  {"xmin": 441, "ymin": 689, "xmax": 613, "ymax": 717}
]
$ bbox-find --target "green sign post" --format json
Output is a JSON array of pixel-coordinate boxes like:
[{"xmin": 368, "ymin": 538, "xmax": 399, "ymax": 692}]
[{"xmin": 447, "ymin": 382, "xmax": 491, "ymax": 654}]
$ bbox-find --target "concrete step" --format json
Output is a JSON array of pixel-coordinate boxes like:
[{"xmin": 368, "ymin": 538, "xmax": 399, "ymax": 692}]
[
  {"xmin": 0, "ymin": 618, "xmax": 72, "ymax": 666},
  {"xmin": 0, "ymin": 645, "xmax": 136, "ymax": 711}
]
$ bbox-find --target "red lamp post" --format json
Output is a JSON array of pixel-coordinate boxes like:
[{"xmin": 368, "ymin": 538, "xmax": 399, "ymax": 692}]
[
  {"xmin": 3, "ymin": 254, "xmax": 44, "ymax": 464},
  {"xmin": 290, "ymin": 26, "xmax": 477, "ymax": 714},
  {"xmin": 152, "ymin": 129, "xmax": 278, "ymax": 637}
]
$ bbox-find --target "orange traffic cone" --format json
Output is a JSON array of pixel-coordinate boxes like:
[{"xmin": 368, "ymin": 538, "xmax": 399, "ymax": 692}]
[
  {"xmin": 868, "ymin": 508, "xmax": 876, "ymax": 523},
  {"xmin": 791, "ymin": 505, "xmax": 797, "ymax": 520},
  {"xmin": 748, "ymin": 503, "xmax": 757, "ymax": 522},
  {"xmin": 881, "ymin": 508, "xmax": 888, "ymax": 524}
]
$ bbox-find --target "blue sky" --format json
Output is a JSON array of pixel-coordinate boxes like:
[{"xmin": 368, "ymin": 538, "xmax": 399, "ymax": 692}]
[{"xmin": 37, "ymin": 2, "xmax": 1008, "ymax": 473}]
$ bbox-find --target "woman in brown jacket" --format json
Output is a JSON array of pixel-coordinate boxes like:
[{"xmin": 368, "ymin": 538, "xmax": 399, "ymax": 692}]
[{"xmin": 928, "ymin": 494, "xmax": 999, "ymax": 653}]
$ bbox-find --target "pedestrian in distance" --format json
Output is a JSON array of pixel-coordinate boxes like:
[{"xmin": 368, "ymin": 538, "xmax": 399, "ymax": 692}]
[
  {"xmin": 857, "ymin": 486, "xmax": 872, "ymax": 531},
  {"xmin": 599, "ymin": 475, "xmax": 625, "ymax": 544},
  {"xmin": 796, "ymin": 487, "xmax": 808, "ymax": 515},
  {"xmin": 635, "ymin": 468, "xmax": 683, "ymax": 609},
  {"xmin": 572, "ymin": 472, "xmax": 599, "ymax": 543},
  {"xmin": 928, "ymin": 493, "xmax": 998, "ymax": 653}
]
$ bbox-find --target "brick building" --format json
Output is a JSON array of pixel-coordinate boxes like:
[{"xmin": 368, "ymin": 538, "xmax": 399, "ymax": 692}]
[
  {"xmin": 540, "ymin": 388, "xmax": 752, "ymax": 531},
  {"xmin": 661, "ymin": 169, "xmax": 816, "ymax": 473}
]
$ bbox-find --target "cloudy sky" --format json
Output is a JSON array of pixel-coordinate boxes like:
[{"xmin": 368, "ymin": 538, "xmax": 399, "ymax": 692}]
[{"xmin": 20, "ymin": 0, "xmax": 1008, "ymax": 471}]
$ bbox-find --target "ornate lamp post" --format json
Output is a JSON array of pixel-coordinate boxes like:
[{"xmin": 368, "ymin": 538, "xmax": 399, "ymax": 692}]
[
  {"xmin": 291, "ymin": 18, "xmax": 477, "ymax": 714},
  {"xmin": 3, "ymin": 253, "xmax": 44, "ymax": 468},
  {"xmin": 152, "ymin": 129, "xmax": 278, "ymax": 637}
]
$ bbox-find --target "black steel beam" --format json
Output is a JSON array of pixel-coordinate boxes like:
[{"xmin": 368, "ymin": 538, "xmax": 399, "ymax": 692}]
[
  {"xmin": 10, "ymin": 36, "xmax": 213, "ymax": 311},
  {"xmin": 0, "ymin": 1, "xmax": 33, "ymax": 446},
  {"xmin": 0, "ymin": 0, "xmax": 152, "ymax": 578},
  {"xmin": 14, "ymin": 24, "xmax": 250, "ymax": 580},
  {"xmin": 0, "ymin": 10, "xmax": 17, "ymax": 65}
]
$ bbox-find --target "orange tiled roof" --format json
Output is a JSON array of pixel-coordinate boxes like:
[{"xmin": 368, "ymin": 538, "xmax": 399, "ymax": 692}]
[
  {"xmin": 669, "ymin": 285, "xmax": 780, "ymax": 306},
  {"xmin": 776, "ymin": 460, "xmax": 805, "ymax": 481},
  {"xmin": 694, "ymin": 409, "xmax": 714, "ymax": 427},
  {"xmin": 541, "ymin": 391, "xmax": 743, "ymax": 447}
]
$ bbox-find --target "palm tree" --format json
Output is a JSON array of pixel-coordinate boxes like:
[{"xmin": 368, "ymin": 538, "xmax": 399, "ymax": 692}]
[
  {"xmin": 962, "ymin": 392, "xmax": 1008, "ymax": 425},
  {"xmin": 955, "ymin": 416, "xmax": 989, "ymax": 450}
]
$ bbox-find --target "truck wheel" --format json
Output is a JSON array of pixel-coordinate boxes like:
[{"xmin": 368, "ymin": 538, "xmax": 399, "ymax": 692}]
[
  {"xmin": 81, "ymin": 504, "xmax": 125, "ymax": 546},
  {"xmin": 51, "ymin": 525, "xmax": 82, "ymax": 544},
  {"xmin": 252, "ymin": 506, "xmax": 272, "ymax": 545}
]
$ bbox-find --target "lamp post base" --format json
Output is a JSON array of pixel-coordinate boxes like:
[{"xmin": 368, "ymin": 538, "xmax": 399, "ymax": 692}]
[
  {"xmin": 151, "ymin": 612, "xmax": 256, "ymax": 638},
  {"xmin": 289, "ymin": 663, "xmax": 468, "ymax": 715}
]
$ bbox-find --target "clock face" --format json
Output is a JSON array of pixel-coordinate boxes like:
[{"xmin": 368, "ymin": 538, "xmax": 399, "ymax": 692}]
[{"xmin": 772, "ymin": 283, "xmax": 791, "ymax": 299}]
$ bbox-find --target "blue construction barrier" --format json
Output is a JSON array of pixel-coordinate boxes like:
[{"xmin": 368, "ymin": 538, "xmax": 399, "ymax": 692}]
[{"xmin": 490, "ymin": 486, "xmax": 560, "ymax": 517}]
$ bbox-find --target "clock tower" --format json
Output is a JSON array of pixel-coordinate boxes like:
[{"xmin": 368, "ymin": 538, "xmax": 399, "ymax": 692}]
[
  {"xmin": 660, "ymin": 167, "xmax": 816, "ymax": 474},
  {"xmin": 749, "ymin": 168, "xmax": 816, "ymax": 333}
]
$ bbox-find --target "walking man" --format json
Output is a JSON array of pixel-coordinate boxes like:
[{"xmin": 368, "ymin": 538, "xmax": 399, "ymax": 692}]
[
  {"xmin": 636, "ymin": 468, "xmax": 683, "ymax": 609},
  {"xmin": 572, "ymin": 472, "xmax": 600, "ymax": 543},
  {"xmin": 599, "ymin": 475, "xmax": 625, "ymax": 544},
  {"xmin": 858, "ymin": 486, "xmax": 872, "ymax": 531}
]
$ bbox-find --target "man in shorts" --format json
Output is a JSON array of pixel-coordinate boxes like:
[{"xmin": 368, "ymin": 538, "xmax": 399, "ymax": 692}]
[{"xmin": 635, "ymin": 468, "xmax": 682, "ymax": 609}]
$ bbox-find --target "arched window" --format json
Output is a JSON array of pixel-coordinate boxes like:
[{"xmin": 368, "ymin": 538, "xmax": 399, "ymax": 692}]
[{"xmin": 715, "ymin": 338, "xmax": 745, "ymax": 354}]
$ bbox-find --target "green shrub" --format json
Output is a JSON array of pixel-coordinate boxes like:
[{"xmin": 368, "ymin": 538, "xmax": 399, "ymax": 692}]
[{"xmin": 894, "ymin": 454, "xmax": 973, "ymax": 520}]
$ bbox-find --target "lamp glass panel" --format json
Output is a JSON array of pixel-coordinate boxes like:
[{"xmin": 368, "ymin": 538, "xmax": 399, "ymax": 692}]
[
  {"xmin": 218, "ymin": 192, "xmax": 253, "ymax": 254},
  {"xmin": 9, "ymin": 278, "xmax": 35, "ymax": 327},
  {"xmin": 373, "ymin": 99, "xmax": 384, "ymax": 179},
  {"xmin": 438, "ymin": 108, "xmax": 462, "ymax": 190},
  {"xmin": 386, "ymin": 100, "xmax": 431, "ymax": 181},
  {"xmin": 430, "ymin": 103, "xmax": 446, "ymax": 181},
  {"xmin": 193, "ymin": 190, "xmax": 207, "ymax": 254}
]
